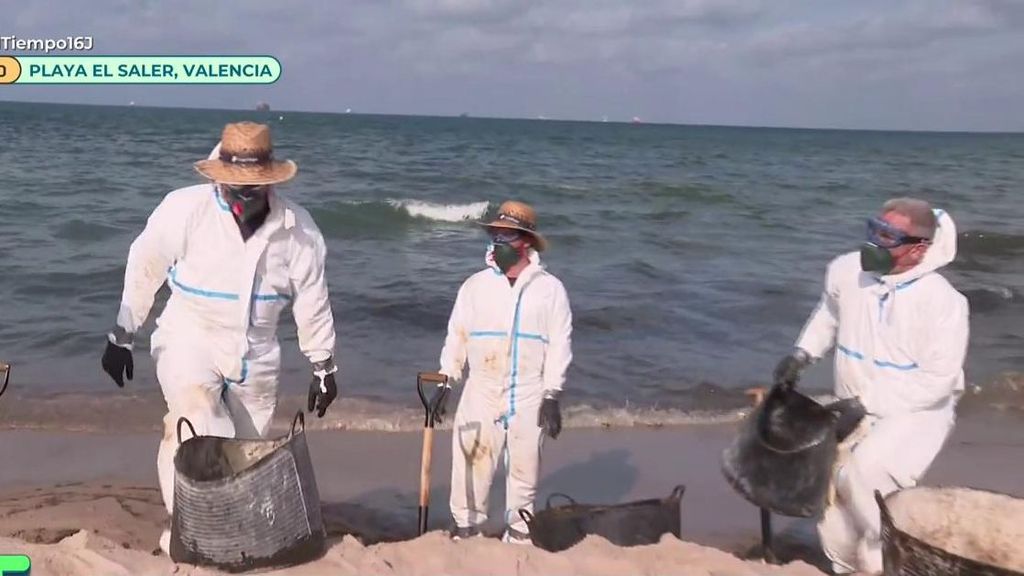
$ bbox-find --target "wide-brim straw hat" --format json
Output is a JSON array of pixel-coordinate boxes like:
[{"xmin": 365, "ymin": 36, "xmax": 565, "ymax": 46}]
[
  {"xmin": 194, "ymin": 121, "xmax": 297, "ymax": 185},
  {"xmin": 478, "ymin": 200, "xmax": 548, "ymax": 252}
]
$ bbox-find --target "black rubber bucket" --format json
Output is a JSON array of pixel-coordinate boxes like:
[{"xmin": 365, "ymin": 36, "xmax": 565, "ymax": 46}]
[
  {"xmin": 0, "ymin": 362, "xmax": 10, "ymax": 400},
  {"xmin": 721, "ymin": 385, "xmax": 839, "ymax": 517},
  {"xmin": 519, "ymin": 485, "xmax": 685, "ymax": 552},
  {"xmin": 877, "ymin": 487, "xmax": 1024, "ymax": 575},
  {"xmin": 169, "ymin": 411, "xmax": 326, "ymax": 572}
]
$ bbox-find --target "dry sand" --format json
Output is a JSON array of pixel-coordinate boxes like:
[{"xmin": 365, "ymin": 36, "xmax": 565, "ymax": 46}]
[
  {"xmin": 0, "ymin": 483, "xmax": 825, "ymax": 576},
  {"xmin": 0, "ymin": 529, "xmax": 827, "ymax": 576},
  {"xmin": 0, "ymin": 409, "xmax": 1021, "ymax": 575}
]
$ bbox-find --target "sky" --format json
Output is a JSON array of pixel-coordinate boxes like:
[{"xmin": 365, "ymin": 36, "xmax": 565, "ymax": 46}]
[{"xmin": 3, "ymin": 0, "xmax": 1024, "ymax": 131}]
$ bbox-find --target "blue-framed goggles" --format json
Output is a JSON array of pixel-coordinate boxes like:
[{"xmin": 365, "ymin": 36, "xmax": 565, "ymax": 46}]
[{"xmin": 865, "ymin": 217, "xmax": 930, "ymax": 249}]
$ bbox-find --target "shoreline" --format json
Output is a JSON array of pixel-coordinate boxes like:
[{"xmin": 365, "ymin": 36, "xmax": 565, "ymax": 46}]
[
  {"xmin": 0, "ymin": 407, "xmax": 1022, "ymax": 575},
  {"xmin": 0, "ymin": 374, "xmax": 1020, "ymax": 433}
]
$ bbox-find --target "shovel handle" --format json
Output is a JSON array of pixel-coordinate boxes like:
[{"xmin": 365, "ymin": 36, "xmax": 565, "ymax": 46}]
[
  {"xmin": 417, "ymin": 371, "xmax": 449, "ymax": 428},
  {"xmin": 417, "ymin": 426, "xmax": 435, "ymax": 535},
  {"xmin": 419, "ymin": 427, "xmax": 434, "ymax": 507},
  {"xmin": 417, "ymin": 372, "xmax": 447, "ymax": 405}
]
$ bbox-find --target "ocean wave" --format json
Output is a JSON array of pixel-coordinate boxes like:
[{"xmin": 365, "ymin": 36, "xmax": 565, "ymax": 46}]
[
  {"xmin": 961, "ymin": 286, "xmax": 1017, "ymax": 314},
  {"xmin": 0, "ymin": 391, "xmax": 751, "ymax": 434},
  {"xmin": 959, "ymin": 231, "xmax": 1024, "ymax": 255},
  {"xmin": 388, "ymin": 199, "xmax": 489, "ymax": 222},
  {"xmin": 309, "ymin": 199, "xmax": 489, "ymax": 238}
]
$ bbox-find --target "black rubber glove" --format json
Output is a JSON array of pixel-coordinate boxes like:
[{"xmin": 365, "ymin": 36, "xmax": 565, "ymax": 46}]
[
  {"xmin": 101, "ymin": 339, "xmax": 134, "ymax": 388},
  {"xmin": 773, "ymin": 349, "xmax": 811, "ymax": 390},
  {"xmin": 427, "ymin": 378, "xmax": 451, "ymax": 426},
  {"xmin": 826, "ymin": 397, "xmax": 868, "ymax": 442},
  {"xmin": 308, "ymin": 365, "xmax": 338, "ymax": 418},
  {"xmin": 538, "ymin": 393, "xmax": 562, "ymax": 439}
]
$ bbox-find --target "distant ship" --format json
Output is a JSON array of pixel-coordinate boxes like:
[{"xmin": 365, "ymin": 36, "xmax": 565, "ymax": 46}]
[{"xmin": 256, "ymin": 101, "xmax": 270, "ymax": 111}]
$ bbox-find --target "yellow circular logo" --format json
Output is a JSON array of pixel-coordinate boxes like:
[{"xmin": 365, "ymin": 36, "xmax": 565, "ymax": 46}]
[{"xmin": 0, "ymin": 56, "xmax": 22, "ymax": 84}]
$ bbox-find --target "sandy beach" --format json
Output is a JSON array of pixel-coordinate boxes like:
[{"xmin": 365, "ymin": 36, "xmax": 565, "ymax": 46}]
[{"xmin": 0, "ymin": 403, "xmax": 1021, "ymax": 575}]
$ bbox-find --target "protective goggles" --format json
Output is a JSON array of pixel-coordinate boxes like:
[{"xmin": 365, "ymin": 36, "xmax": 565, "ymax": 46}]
[
  {"xmin": 490, "ymin": 229, "xmax": 523, "ymax": 244},
  {"xmin": 865, "ymin": 217, "xmax": 930, "ymax": 249}
]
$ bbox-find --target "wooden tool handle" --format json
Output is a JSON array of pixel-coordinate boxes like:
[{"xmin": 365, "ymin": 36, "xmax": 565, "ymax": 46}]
[
  {"xmin": 417, "ymin": 371, "xmax": 447, "ymax": 385},
  {"xmin": 419, "ymin": 427, "xmax": 433, "ymax": 507}
]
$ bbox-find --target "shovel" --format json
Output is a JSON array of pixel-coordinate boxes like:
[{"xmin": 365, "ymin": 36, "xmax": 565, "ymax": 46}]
[{"xmin": 416, "ymin": 371, "xmax": 449, "ymax": 536}]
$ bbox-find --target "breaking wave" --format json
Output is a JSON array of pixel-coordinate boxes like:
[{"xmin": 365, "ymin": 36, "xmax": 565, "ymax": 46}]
[
  {"xmin": 4, "ymin": 372, "xmax": 1021, "ymax": 434},
  {"xmin": 388, "ymin": 199, "xmax": 489, "ymax": 222}
]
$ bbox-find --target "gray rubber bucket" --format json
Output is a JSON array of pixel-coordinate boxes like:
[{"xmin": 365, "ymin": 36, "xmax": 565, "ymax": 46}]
[
  {"xmin": 877, "ymin": 486, "xmax": 1024, "ymax": 576},
  {"xmin": 519, "ymin": 485, "xmax": 685, "ymax": 552},
  {"xmin": 169, "ymin": 411, "xmax": 326, "ymax": 572},
  {"xmin": 721, "ymin": 385, "xmax": 839, "ymax": 517}
]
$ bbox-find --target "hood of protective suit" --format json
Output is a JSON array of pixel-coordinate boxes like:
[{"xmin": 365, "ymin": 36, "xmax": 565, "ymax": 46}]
[{"xmin": 879, "ymin": 209, "xmax": 957, "ymax": 287}]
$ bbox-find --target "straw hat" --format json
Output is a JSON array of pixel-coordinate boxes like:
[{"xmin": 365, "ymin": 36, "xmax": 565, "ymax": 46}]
[
  {"xmin": 478, "ymin": 200, "xmax": 548, "ymax": 251},
  {"xmin": 194, "ymin": 122, "xmax": 297, "ymax": 185}
]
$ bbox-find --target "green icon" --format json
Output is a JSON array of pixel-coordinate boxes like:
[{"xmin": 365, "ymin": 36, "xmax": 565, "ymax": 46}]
[{"xmin": 0, "ymin": 555, "xmax": 29, "ymax": 575}]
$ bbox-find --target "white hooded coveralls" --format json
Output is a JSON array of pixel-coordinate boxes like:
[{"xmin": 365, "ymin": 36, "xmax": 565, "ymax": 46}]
[
  {"xmin": 794, "ymin": 210, "xmax": 968, "ymax": 574},
  {"xmin": 115, "ymin": 183, "xmax": 336, "ymax": 514},
  {"xmin": 439, "ymin": 252, "xmax": 573, "ymax": 535}
]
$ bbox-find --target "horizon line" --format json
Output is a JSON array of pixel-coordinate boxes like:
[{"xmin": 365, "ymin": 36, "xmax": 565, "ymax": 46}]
[{"xmin": 1, "ymin": 98, "xmax": 1022, "ymax": 136}]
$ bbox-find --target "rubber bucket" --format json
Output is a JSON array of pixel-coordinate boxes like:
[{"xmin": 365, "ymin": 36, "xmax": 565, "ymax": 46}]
[
  {"xmin": 0, "ymin": 362, "xmax": 9, "ymax": 400},
  {"xmin": 169, "ymin": 411, "xmax": 326, "ymax": 572},
  {"xmin": 877, "ymin": 486, "xmax": 1024, "ymax": 575},
  {"xmin": 721, "ymin": 385, "xmax": 839, "ymax": 517},
  {"xmin": 519, "ymin": 485, "xmax": 685, "ymax": 552}
]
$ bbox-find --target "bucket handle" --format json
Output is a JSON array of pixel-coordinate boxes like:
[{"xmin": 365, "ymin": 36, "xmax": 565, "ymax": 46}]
[
  {"xmin": 546, "ymin": 493, "xmax": 578, "ymax": 509},
  {"xmin": 519, "ymin": 509, "xmax": 535, "ymax": 526},
  {"xmin": 176, "ymin": 416, "xmax": 198, "ymax": 445},
  {"xmin": 291, "ymin": 411, "xmax": 305, "ymax": 437},
  {"xmin": 874, "ymin": 490, "xmax": 892, "ymax": 525},
  {"xmin": 669, "ymin": 484, "xmax": 686, "ymax": 502}
]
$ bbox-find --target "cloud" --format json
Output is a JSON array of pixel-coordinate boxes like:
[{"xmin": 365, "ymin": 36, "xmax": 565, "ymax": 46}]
[
  {"xmin": 3, "ymin": 0, "xmax": 1023, "ymax": 130},
  {"xmin": 744, "ymin": 0, "xmax": 1014, "ymax": 66}
]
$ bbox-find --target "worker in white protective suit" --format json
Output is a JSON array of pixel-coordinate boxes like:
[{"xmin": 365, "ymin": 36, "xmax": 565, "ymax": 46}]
[
  {"xmin": 100, "ymin": 122, "xmax": 339, "ymax": 555},
  {"xmin": 773, "ymin": 197, "xmax": 969, "ymax": 574},
  {"xmin": 427, "ymin": 200, "xmax": 573, "ymax": 544}
]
